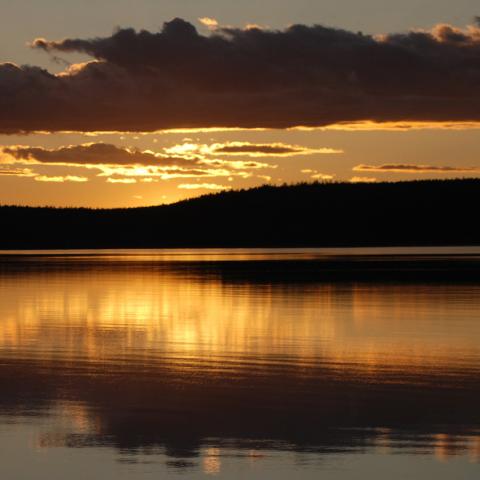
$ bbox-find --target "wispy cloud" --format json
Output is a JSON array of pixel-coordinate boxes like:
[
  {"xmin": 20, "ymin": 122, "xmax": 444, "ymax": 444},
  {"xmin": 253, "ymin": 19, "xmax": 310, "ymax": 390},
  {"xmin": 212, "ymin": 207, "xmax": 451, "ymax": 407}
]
[
  {"xmin": 301, "ymin": 169, "xmax": 335, "ymax": 181},
  {"xmin": 353, "ymin": 164, "xmax": 480, "ymax": 173},
  {"xmin": 34, "ymin": 175, "xmax": 88, "ymax": 183},
  {"xmin": 106, "ymin": 177, "xmax": 137, "ymax": 184},
  {"xmin": 169, "ymin": 141, "xmax": 343, "ymax": 157},
  {"xmin": 0, "ymin": 167, "xmax": 36, "ymax": 177},
  {"xmin": 177, "ymin": 183, "xmax": 232, "ymax": 190},
  {"xmin": 349, "ymin": 176, "xmax": 378, "ymax": 183}
]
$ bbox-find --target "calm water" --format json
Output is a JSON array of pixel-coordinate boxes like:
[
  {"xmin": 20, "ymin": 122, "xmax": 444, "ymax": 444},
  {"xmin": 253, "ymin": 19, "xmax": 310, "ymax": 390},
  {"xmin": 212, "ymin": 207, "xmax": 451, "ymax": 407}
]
[{"xmin": 1, "ymin": 248, "xmax": 480, "ymax": 479}]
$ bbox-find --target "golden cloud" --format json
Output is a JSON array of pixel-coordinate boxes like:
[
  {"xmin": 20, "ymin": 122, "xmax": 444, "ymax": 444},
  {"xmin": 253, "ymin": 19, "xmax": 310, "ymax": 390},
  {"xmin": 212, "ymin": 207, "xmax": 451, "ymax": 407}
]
[{"xmin": 177, "ymin": 183, "xmax": 232, "ymax": 190}]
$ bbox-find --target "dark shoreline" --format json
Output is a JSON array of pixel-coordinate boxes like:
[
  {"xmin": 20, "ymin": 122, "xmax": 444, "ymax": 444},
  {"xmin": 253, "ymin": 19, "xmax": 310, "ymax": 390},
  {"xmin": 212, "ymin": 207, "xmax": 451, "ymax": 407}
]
[{"xmin": 1, "ymin": 179, "xmax": 480, "ymax": 249}]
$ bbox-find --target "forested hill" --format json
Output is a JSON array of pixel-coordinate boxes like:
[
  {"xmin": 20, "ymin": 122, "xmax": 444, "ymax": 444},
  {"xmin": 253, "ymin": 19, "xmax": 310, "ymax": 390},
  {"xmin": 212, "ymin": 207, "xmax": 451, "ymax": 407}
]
[{"xmin": 1, "ymin": 179, "xmax": 479, "ymax": 249}]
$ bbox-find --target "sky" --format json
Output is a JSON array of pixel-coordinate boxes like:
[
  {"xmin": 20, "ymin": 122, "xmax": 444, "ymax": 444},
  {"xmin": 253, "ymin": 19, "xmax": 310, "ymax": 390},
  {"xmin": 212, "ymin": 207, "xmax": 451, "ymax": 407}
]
[{"xmin": 1, "ymin": 0, "xmax": 480, "ymax": 207}]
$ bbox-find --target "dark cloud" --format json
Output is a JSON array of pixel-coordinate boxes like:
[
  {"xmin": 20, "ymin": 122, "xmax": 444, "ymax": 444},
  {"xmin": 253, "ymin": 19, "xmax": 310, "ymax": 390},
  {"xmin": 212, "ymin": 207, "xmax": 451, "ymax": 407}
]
[
  {"xmin": 211, "ymin": 142, "xmax": 340, "ymax": 156},
  {"xmin": 215, "ymin": 144, "xmax": 303, "ymax": 155},
  {"xmin": 354, "ymin": 164, "xmax": 480, "ymax": 173},
  {"xmin": 2, "ymin": 18, "xmax": 480, "ymax": 133},
  {"xmin": 2, "ymin": 143, "xmax": 194, "ymax": 166}
]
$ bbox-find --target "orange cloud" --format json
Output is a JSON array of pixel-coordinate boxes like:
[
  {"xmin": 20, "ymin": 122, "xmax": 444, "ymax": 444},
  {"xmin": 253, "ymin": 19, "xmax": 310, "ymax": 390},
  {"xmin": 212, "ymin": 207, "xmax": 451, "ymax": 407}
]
[
  {"xmin": 354, "ymin": 164, "xmax": 480, "ymax": 173},
  {"xmin": 34, "ymin": 175, "xmax": 88, "ymax": 183},
  {"xmin": 0, "ymin": 167, "xmax": 36, "ymax": 177},
  {"xmin": 177, "ymin": 183, "xmax": 231, "ymax": 190},
  {"xmin": 198, "ymin": 17, "xmax": 219, "ymax": 30},
  {"xmin": 350, "ymin": 176, "xmax": 378, "ymax": 183},
  {"xmin": 301, "ymin": 169, "xmax": 335, "ymax": 181},
  {"xmin": 106, "ymin": 177, "xmax": 137, "ymax": 184}
]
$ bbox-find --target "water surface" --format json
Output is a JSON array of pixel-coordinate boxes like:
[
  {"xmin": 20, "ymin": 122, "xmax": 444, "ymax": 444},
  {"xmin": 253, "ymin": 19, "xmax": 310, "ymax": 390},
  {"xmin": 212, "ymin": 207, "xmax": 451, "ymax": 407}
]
[{"xmin": 1, "ymin": 248, "xmax": 480, "ymax": 479}]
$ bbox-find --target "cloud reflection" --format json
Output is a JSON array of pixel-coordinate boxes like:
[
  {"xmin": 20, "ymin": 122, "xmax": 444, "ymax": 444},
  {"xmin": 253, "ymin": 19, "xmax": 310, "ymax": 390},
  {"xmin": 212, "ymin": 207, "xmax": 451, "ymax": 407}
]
[{"xmin": 0, "ymin": 255, "xmax": 479, "ymax": 471}]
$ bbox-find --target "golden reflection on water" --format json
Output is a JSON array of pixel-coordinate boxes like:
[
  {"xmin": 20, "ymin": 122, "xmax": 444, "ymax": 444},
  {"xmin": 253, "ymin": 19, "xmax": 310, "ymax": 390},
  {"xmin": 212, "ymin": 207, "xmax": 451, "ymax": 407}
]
[
  {"xmin": 0, "ymin": 266, "xmax": 480, "ymax": 374},
  {"xmin": 1, "ymin": 254, "xmax": 480, "ymax": 474}
]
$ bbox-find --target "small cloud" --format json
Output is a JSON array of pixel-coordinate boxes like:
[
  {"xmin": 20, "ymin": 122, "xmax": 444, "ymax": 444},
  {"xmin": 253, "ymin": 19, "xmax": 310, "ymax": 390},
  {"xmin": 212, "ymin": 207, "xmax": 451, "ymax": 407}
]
[
  {"xmin": 257, "ymin": 175, "xmax": 272, "ymax": 182},
  {"xmin": 350, "ymin": 176, "xmax": 378, "ymax": 183},
  {"xmin": 106, "ymin": 177, "xmax": 137, "ymax": 184},
  {"xmin": 311, "ymin": 173, "xmax": 335, "ymax": 181},
  {"xmin": 353, "ymin": 163, "xmax": 480, "ymax": 173},
  {"xmin": 245, "ymin": 23, "xmax": 267, "ymax": 31},
  {"xmin": 200, "ymin": 158, "xmax": 273, "ymax": 170},
  {"xmin": 301, "ymin": 168, "xmax": 335, "ymax": 181},
  {"xmin": 34, "ymin": 175, "xmax": 88, "ymax": 182},
  {"xmin": 178, "ymin": 183, "xmax": 231, "ymax": 190},
  {"xmin": 199, "ymin": 17, "xmax": 218, "ymax": 30},
  {"xmin": 0, "ymin": 167, "xmax": 36, "ymax": 177}
]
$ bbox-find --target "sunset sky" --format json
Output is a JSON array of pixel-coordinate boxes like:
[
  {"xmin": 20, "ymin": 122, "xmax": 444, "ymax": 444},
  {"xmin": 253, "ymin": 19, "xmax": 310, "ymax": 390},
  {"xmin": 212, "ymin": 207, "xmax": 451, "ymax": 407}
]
[{"xmin": 1, "ymin": 0, "xmax": 480, "ymax": 207}]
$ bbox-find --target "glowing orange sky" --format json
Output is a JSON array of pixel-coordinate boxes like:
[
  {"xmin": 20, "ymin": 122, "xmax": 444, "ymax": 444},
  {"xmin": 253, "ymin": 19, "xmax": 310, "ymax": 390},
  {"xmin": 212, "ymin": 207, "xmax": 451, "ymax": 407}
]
[
  {"xmin": 0, "ymin": 125, "xmax": 479, "ymax": 207},
  {"xmin": 1, "ymin": 7, "xmax": 480, "ymax": 207}
]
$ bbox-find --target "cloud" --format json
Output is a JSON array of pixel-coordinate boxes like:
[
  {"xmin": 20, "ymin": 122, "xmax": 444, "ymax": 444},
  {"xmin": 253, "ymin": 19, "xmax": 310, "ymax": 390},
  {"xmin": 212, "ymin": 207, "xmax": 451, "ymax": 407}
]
[
  {"xmin": 177, "ymin": 183, "xmax": 231, "ymax": 190},
  {"xmin": 2, "ymin": 18, "xmax": 480, "ymax": 133},
  {"xmin": 0, "ymin": 167, "xmax": 36, "ymax": 177},
  {"xmin": 301, "ymin": 168, "xmax": 335, "ymax": 181},
  {"xmin": 211, "ymin": 142, "xmax": 342, "ymax": 156},
  {"xmin": 106, "ymin": 177, "xmax": 137, "ymax": 184},
  {"xmin": 245, "ymin": 24, "xmax": 267, "ymax": 31},
  {"xmin": 199, "ymin": 159, "xmax": 272, "ymax": 170},
  {"xmin": 198, "ymin": 17, "xmax": 219, "ymax": 31},
  {"xmin": 319, "ymin": 121, "xmax": 480, "ymax": 132},
  {"xmin": 2, "ymin": 143, "xmax": 192, "ymax": 167},
  {"xmin": 164, "ymin": 141, "xmax": 340, "ymax": 158},
  {"xmin": 34, "ymin": 175, "xmax": 88, "ymax": 182},
  {"xmin": 349, "ymin": 176, "xmax": 378, "ymax": 183},
  {"xmin": 257, "ymin": 175, "xmax": 272, "ymax": 182},
  {"xmin": 1, "ymin": 142, "xmax": 278, "ymax": 170},
  {"xmin": 353, "ymin": 164, "xmax": 480, "ymax": 173},
  {"xmin": 311, "ymin": 173, "xmax": 335, "ymax": 181},
  {"xmin": 177, "ymin": 141, "xmax": 342, "ymax": 157},
  {"xmin": 0, "ymin": 142, "xmax": 277, "ymax": 182}
]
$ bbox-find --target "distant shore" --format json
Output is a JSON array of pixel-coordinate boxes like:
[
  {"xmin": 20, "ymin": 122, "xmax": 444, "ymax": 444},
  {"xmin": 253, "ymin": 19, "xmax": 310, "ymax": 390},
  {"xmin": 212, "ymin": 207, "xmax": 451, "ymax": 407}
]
[{"xmin": 1, "ymin": 179, "xmax": 479, "ymax": 249}]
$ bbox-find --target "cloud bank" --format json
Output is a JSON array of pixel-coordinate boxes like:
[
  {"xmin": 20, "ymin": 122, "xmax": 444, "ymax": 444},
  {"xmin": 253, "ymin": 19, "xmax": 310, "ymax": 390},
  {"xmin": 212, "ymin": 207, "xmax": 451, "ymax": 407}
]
[
  {"xmin": 2, "ymin": 18, "xmax": 480, "ymax": 133},
  {"xmin": 0, "ymin": 142, "xmax": 276, "ymax": 182}
]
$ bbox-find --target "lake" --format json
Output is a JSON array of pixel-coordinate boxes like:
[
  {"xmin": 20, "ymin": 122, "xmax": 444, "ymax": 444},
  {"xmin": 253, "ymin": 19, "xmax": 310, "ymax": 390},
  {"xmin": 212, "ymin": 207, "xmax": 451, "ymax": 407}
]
[{"xmin": 0, "ymin": 248, "xmax": 479, "ymax": 479}]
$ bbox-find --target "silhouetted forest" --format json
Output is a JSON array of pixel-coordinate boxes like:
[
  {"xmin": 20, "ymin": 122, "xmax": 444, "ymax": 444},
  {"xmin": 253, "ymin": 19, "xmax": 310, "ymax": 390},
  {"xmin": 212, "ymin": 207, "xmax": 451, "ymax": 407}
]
[{"xmin": 1, "ymin": 179, "xmax": 479, "ymax": 249}]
